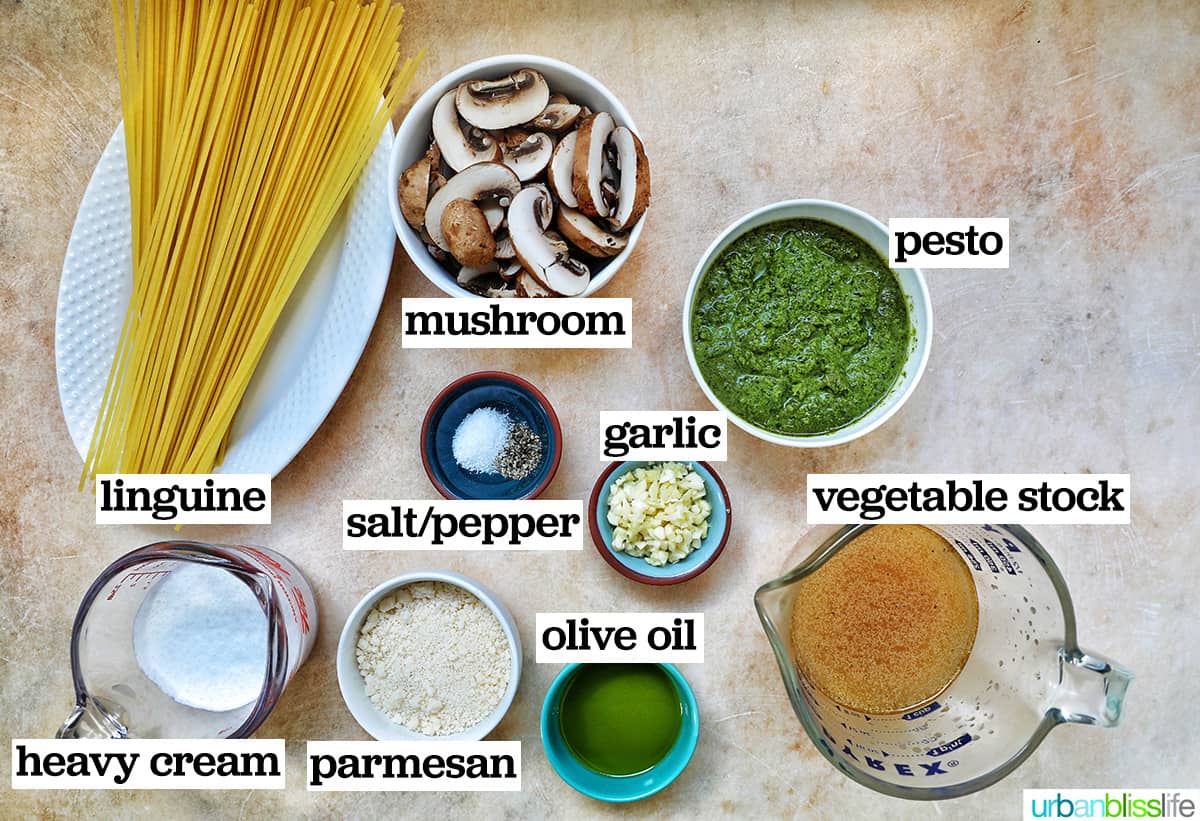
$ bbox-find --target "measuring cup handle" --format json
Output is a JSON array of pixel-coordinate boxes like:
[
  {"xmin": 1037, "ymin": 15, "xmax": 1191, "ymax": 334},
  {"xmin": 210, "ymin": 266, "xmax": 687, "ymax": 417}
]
[
  {"xmin": 1050, "ymin": 648, "xmax": 1133, "ymax": 728},
  {"xmin": 56, "ymin": 696, "xmax": 127, "ymax": 739}
]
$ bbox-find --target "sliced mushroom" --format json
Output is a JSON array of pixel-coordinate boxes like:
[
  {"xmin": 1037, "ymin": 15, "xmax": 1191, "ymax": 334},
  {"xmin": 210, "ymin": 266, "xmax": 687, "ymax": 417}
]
[
  {"xmin": 527, "ymin": 182, "xmax": 555, "ymax": 229},
  {"xmin": 429, "ymin": 171, "xmax": 448, "ymax": 197},
  {"xmin": 499, "ymin": 260, "xmax": 522, "ymax": 281},
  {"xmin": 398, "ymin": 145, "xmax": 440, "ymax": 228},
  {"xmin": 601, "ymin": 179, "xmax": 619, "ymax": 212},
  {"xmin": 544, "ymin": 228, "xmax": 570, "ymax": 256},
  {"xmin": 432, "ymin": 90, "xmax": 501, "ymax": 172},
  {"xmin": 441, "ymin": 199, "xmax": 496, "ymax": 267},
  {"xmin": 455, "ymin": 69, "xmax": 550, "ymax": 131},
  {"xmin": 494, "ymin": 231, "xmax": 515, "ymax": 259},
  {"xmin": 556, "ymin": 206, "xmax": 628, "ymax": 258},
  {"xmin": 548, "ymin": 92, "xmax": 570, "ymax": 105},
  {"xmin": 424, "ymin": 162, "xmax": 521, "ymax": 251},
  {"xmin": 515, "ymin": 269, "xmax": 554, "ymax": 297},
  {"xmin": 600, "ymin": 142, "xmax": 619, "ymax": 210},
  {"xmin": 501, "ymin": 132, "xmax": 553, "ymax": 182},
  {"xmin": 572, "ymin": 111, "xmax": 616, "ymax": 218},
  {"xmin": 456, "ymin": 260, "xmax": 500, "ymax": 286},
  {"xmin": 479, "ymin": 198, "xmax": 505, "ymax": 232},
  {"xmin": 530, "ymin": 102, "xmax": 582, "ymax": 131},
  {"xmin": 607, "ymin": 126, "xmax": 651, "ymax": 231},
  {"xmin": 508, "ymin": 186, "xmax": 591, "ymax": 296},
  {"xmin": 547, "ymin": 130, "xmax": 579, "ymax": 208},
  {"xmin": 500, "ymin": 128, "xmax": 532, "ymax": 149}
]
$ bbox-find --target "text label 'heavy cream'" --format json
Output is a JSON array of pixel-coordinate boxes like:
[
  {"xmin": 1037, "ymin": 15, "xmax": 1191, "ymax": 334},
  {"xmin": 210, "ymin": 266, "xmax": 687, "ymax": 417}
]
[{"xmin": 11, "ymin": 739, "xmax": 284, "ymax": 789}]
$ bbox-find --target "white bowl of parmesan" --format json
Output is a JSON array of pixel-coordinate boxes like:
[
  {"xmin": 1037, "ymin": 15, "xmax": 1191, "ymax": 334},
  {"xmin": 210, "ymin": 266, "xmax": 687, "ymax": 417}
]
[{"xmin": 337, "ymin": 571, "xmax": 522, "ymax": 741}]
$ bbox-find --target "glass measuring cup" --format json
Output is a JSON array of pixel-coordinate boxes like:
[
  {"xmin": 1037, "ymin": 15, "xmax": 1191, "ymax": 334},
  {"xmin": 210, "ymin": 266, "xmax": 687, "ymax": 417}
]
[
  {"xmin": 58, "ymin": 541, "xmax": 317, "ymax": 739},
  {"xmin": 755, "ymin": 524, "xmax": 1132, "ymax": 799}
]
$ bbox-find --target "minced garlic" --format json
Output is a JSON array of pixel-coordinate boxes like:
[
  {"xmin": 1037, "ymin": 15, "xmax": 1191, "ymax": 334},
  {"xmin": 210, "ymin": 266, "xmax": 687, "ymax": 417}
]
[{"xmin": 606, "ymin": 462, "xmax": 712, "ymax": 567}]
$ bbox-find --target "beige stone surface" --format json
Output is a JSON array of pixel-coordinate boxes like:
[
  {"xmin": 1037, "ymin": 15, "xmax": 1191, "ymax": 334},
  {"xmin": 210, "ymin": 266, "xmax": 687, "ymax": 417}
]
[{"xmin": 2, "ymin": 0, "xmax": 1197, "ymax": 817}]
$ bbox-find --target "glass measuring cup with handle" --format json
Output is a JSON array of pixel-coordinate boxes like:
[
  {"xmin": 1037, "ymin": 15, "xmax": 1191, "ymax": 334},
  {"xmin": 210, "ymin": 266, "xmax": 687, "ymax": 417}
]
[
  {"xmin": 58, "ymin": 541, "xmax": 317, "ymax": 739},
  {"xmin": 755, "ymin": 524, "xmax": 1132, "ymax": 799}
]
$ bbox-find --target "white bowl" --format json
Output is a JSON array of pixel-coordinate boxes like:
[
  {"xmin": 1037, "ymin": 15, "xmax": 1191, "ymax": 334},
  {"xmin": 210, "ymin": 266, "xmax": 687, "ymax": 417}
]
[
  {"xmin": 389, "ymin": 54, "xmax": 646, "ymax": 298},
  {"xmin": 682, "ymin": 200, "xmax": 932, "ymax": 448},
  {"xmin": 336, "ymin": 571, "xmax": 522, "ymax": 741}
]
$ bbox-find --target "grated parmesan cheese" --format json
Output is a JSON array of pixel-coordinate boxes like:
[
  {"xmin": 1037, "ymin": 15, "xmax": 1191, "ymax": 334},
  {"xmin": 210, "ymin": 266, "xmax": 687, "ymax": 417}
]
[
  {"xmin": 606, "ymin": 461, "xmax": 712, "ymax": 567},
  {"xmin": 355, "ymin": 581, "xmax": 510, "ymax": 736}
]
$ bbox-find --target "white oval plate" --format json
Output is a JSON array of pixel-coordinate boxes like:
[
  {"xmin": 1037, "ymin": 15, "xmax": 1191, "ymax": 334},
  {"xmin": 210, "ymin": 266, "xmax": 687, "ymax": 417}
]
[{"xmin": 55, "ymin": 122, "xmax": 395, "ymax": 476}]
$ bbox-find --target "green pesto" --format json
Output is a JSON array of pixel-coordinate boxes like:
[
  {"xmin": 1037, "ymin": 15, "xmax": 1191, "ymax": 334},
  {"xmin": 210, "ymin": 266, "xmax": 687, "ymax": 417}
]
[{"xmin": 691, "ymin": 219, "xmax": 910, "ymax": 436}]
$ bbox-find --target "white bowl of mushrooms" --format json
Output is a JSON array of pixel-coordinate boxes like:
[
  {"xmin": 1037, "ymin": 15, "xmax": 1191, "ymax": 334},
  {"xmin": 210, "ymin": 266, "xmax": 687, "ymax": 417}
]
[{"xmin": 389, "ymin": 54, "xmax": 651, "ymax": 298}]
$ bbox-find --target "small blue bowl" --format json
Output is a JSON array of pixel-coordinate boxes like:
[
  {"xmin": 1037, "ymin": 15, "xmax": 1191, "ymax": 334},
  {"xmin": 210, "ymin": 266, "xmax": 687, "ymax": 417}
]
[
  {"xmin": 589, "ymin": 461, "xmax": 732, "ymax": 585},
  {"xmin": 540, "ymin": 663, "xmax": 700, "ymax": 802},
  {"xmin": 421, "ymin": 371, "xmax": 562, "ymax": 500}
]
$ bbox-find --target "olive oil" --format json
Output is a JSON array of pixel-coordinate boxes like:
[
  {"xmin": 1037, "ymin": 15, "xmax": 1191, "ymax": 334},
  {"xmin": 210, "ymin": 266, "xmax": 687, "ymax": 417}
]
[{"xmin": 558, "ymin": 664, "xmax": 682, "ymax": 776}]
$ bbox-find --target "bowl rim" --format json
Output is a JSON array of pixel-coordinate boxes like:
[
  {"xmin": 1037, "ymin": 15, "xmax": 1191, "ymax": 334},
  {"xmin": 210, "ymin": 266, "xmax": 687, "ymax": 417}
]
[
  {"xmin": 335, "ymin": 570, "xmax": 522, "ymax": 741},
  {"xmin": 419, "ymin": 370, "xmax": 563, "ymax": 500},
  {"xmin": 681, "ymin": 198, "xmax": 933, "ymax": 448},
  {"xmin": 539, "ymin": 661, "xmax": 700, "ymax": 802},
  {"xmin": 389, "ymin": 53, "xmax": 646, "ymax": 299},
  {"xmin": 587, "ymin": 460, "xmax": 732, "ymax": 585}
]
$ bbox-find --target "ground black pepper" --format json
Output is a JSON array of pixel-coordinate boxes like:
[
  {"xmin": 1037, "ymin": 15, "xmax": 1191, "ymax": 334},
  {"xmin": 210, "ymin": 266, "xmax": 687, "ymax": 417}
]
[{"xmin": 495, "ymin": 422, "xmax": 543, "ymax": 480}]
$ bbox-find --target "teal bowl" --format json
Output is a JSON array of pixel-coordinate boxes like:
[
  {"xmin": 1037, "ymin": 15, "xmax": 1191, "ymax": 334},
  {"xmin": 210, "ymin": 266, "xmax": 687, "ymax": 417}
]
[
  {"xmin": 540, "ymin": 663, "xmax": 700, "ymax": 802},
  {"xmin": 588, "ymin": 460, "xmax": 731, "ymax": 585}
]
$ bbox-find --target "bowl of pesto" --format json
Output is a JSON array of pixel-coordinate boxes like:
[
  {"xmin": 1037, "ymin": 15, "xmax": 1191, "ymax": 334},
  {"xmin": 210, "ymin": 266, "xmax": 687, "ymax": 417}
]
[{"xmin": 683, "ymin": 200, "xmax": 931, "ymax": 447}]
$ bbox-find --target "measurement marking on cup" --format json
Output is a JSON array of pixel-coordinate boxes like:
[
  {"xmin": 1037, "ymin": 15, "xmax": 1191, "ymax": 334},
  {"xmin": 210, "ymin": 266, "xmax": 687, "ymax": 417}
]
[{"xmin": 108, "ymin": 569, "xmax": 171, "ymax": 600}]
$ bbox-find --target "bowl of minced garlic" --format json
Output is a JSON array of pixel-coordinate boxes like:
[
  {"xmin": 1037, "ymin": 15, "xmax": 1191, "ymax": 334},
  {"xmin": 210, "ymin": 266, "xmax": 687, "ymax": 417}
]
[
  {"xmin": 337, "ymin": 571, "xmax": 521, "ymax": 740},
  {"xmin": 589, "ymin": 461, "xmax": 732, "ymax": 585}
]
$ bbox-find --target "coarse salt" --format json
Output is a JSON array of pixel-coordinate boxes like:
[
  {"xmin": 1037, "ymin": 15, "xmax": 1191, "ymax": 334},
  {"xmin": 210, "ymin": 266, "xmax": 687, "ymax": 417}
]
[{"xmin": 452, "ymin": 406, "xmax": 512, "ymax": 474}]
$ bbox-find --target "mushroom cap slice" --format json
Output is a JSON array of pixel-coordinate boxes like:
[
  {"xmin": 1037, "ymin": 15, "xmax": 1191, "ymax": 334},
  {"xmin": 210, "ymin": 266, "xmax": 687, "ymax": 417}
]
[
  {"xmin": 508, "ymin": 186, "xmax": 591, "ymax": 297},
  {"xmin": 499, "ymin": 260, "xmax": 522, "ymax": 281},
  {"xmin": 500, "ymin": 128, "xmax": 532, "ymax": 149},
  {"xmin": 478, "ymin": 198, "xmax": 505, "ymax": 232},
  {"xmin": 441, "ymin": 199, "xmax": 496, "ymax": 267},
  {"xmin": 556, "ymin": 206, "xmax": 629, "ymax": 258},
  {"xmin": 547, "ymin": 130, "xmax": 579, "ymax": 208},
  {"xmin": 432, "ymin": 90, "xmax": 502, "ymax": 173},
  {"xmin": 456, "ymin": 260, "xmax": 500, "ymax": 286},
  {"xmin": 494, "ymin": 231, "xmax": 516, "ymax": 260},
  {"xmin": 608, "ymin": 126, "xmax": 651, "ymax": 231},
  {"xmin": 527, "ymin": 182, "xmax": 555, "ymax": 229},
  {"xmin": 424, "ymin": 162, "xmax": 521, "ymax": 251},
  {"xmin": 501, "ymin": 132, "xmax": 553, "ymax": 182},
  {"xmin": 530, "ymin": 102, "xmax": 582, "ymax": 131},
  {"xmin": 515, "ymin": 269, "xmax": 554, "ymax": 297},
  {"xmin": 572, "ymin": 111, "xmax": 616, "ymax": 219},
  {"xmin": 455, "ymin": 69, "xmax": 550, "ymax": 131},
  {"xmin": 398, "ymin": 153, "xmax": 434, "ymax": 228}
]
